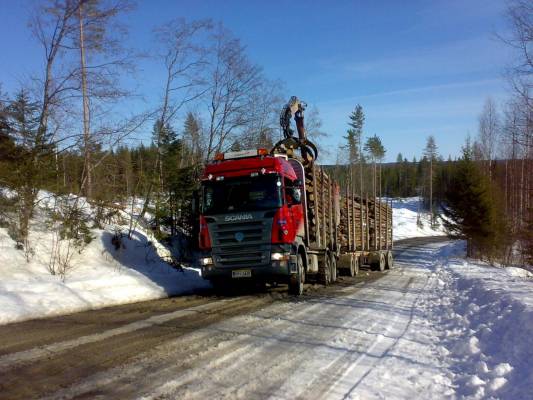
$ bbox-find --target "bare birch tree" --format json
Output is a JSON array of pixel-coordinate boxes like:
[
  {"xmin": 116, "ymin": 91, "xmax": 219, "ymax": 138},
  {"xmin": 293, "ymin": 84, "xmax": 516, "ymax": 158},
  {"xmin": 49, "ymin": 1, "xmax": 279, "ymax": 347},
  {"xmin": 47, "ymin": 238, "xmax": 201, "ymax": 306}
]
[
  {"xmin": 423, "ymin": 135, "xmax": 438, "ymax": 226},
  {"xmin": 477, "ymin": 98, "xmax": 500, "ymax": 178},
  {"xmin": 69, "ymin": 0, "xmax": 135, "ymax": 199},
  {"xmin": 205, "ymin": 24, "xmax": 263, "ymax": 161},
  {"xmin": 147, "ymin": 19, "xmax": 211, "ymax": 232}
]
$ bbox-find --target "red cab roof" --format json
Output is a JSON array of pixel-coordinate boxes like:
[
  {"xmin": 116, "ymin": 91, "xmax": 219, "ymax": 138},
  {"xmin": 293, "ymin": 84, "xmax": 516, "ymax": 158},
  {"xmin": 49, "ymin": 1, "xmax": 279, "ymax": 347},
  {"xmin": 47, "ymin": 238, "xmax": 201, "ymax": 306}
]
[{"xmin": 202, "ymin": 155, "xmax": 297, "ymax": 180}]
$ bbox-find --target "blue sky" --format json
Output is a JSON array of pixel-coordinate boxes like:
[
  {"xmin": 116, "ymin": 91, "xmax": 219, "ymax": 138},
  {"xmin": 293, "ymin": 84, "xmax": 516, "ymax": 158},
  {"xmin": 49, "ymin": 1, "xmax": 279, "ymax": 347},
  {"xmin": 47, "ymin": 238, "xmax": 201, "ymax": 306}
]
[{"xmin": 0, "ymin": 0, "xmax": 513, "ymax": 162}]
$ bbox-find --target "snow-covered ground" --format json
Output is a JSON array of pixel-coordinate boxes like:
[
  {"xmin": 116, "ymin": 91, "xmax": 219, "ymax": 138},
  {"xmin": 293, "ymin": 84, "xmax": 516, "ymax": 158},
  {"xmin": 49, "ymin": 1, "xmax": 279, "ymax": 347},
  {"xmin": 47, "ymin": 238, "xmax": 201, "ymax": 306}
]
[
  {"xmin": 0, "ymin": 195, "xmax": 208, "ymax": 325},
  {"xmin": 391, "ymin": 197, "xmax": 446, "ymax": 241},
  {"xmin": 16, "ymin": 240, "xmax": 531, "ymax": 400},
  {"xmin": 428, "ymin": 244, "xmax": 533, "ymax": 399}
]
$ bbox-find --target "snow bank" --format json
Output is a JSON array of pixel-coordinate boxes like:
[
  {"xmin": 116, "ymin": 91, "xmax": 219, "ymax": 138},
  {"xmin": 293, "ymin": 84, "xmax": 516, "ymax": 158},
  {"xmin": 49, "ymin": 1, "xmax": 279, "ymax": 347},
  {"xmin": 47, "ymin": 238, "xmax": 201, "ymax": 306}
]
[
  {"xmin": 0, "ymin": 199, "xmax": 209, "ymax": 326},
  {"xmin": 390, "ymin": 197, "xmax": 446, "ymax": 241},
  {"xmin": 428, "ymin": 243, "xmax": 533, "ymax": 399}
]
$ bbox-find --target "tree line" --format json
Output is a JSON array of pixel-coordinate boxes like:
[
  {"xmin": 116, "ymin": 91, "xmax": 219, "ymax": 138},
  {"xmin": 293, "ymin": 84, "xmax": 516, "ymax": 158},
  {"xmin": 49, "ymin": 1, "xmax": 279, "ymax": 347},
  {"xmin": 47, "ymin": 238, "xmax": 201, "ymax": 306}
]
[{"xmin": 0, "ymin": 0, "xmax": 530, "ymax": 270}]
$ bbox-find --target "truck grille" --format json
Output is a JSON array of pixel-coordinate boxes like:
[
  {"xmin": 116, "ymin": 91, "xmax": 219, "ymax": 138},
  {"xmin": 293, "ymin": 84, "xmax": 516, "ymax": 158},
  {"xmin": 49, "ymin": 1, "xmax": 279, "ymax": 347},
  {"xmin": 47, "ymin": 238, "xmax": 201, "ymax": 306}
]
[{"xmin": 209, "ymin": 218, "xmax": 272, "ymax": 268}]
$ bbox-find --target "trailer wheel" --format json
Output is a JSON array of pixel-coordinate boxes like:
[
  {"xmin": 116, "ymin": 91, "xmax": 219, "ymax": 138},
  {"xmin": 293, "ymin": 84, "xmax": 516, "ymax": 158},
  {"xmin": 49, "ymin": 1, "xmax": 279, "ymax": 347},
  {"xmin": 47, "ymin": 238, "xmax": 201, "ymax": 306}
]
[
  {"xmin": 386, "ymin": 251, "xmax": 394, "ymax": 269},
  {"xmin": 330, "ymin": 254, "xmax": 337, "ymax": 283},
  {"xmin": 378, "ymin": 252, "xmax": 386, "ymax": 272},
  {"xmin": 289, "ymin": 254, "xmax": 305, "ymax": 295},
  {"xmin": 318, "ymin": 255, "xmax": 331, "ymax": 286},
  {"xmin": 346, "ymin": 256, "xmax": 355, "ymax": 277}
]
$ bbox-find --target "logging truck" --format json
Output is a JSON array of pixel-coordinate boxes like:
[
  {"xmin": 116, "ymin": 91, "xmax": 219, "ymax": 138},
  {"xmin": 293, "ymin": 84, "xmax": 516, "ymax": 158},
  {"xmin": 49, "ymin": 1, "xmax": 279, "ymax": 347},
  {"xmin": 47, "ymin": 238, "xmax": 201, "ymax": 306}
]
[{"xmin": 198, "ymin": 97, "xmax": 393, "ymax": 295}]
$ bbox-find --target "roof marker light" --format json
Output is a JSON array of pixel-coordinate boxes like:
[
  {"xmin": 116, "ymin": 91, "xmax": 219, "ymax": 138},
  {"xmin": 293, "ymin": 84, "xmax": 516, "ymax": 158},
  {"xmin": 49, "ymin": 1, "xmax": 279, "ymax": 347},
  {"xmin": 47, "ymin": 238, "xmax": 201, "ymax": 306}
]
[{"xmin": 217, "ymin": 148, "xmax": 271, "ymax": 160}]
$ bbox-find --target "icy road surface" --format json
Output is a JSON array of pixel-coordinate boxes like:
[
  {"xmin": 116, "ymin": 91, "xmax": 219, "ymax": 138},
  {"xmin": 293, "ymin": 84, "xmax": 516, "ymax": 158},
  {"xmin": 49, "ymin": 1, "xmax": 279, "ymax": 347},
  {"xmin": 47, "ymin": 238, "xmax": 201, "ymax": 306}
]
[{"xmin": 0, "ymin": 237, "xmax": 530, "ymax": 400}]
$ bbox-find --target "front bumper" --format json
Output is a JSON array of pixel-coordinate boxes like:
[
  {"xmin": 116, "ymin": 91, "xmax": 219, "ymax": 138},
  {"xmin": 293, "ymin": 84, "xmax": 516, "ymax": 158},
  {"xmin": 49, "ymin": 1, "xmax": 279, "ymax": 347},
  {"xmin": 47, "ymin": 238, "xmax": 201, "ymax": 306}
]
[
  {"xmin": 201, "ymin": 261, "xmax": 290, "ymax": 282},
  {"xmin": 200, "ymin": 244, "xmax": 296, "ymax": 282}
]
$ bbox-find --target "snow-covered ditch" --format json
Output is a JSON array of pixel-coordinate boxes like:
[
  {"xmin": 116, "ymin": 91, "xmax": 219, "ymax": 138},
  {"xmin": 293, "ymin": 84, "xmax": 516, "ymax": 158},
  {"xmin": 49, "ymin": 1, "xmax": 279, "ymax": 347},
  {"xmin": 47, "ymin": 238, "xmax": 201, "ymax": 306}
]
[{"xmin": 420, "ymin": 243, "xmax": 533, "ymax": 399}]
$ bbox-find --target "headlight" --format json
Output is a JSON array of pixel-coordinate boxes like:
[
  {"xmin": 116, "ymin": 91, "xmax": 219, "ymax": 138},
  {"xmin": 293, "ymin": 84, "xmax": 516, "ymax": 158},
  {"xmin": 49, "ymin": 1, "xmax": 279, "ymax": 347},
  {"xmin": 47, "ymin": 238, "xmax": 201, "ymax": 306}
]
[
  {"xmin": 201, "ymin": 257, "xmax": 213, "ymax": 266},
  {"xmin": 271, "ymin": 252, "xmax": 290, "ymax": 261}
]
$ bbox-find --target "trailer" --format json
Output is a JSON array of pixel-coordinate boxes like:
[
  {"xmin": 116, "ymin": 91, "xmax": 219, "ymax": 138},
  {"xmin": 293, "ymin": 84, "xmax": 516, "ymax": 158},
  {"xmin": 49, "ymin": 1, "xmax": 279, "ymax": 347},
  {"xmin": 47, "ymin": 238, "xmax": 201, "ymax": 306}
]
[{"xmin": 337, "ymin": 189, "xmax": 393, "ymax": 276}]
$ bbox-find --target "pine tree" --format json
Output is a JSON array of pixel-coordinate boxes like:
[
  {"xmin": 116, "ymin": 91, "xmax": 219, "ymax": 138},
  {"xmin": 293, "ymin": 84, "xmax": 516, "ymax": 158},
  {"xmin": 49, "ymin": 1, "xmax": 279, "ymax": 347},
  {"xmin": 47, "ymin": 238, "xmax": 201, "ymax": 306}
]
[
  {"xmin": 395, "ymin": 153, "xmax": 403, "ymax": 197},
  {"xmin": 443, "ymin": 139, "xmax": 506, "ymax": 260},
  {"xmin": 1, "ymin": 90, "xmax": 54, "ymax": 249},
  {"xmin": 364, "ymin": 134, "xmax": 385, "ymax": 200},
  {"xmin": 183, "ymin": 112, "xmax": 202, "ymax": 165},
  {"xmin": 423, "ymin": 135, "xmax": 438, "ymax": 226},
  {"xmin": 344, "ymin": 105, "xmax": 365, "ymax": 193}
]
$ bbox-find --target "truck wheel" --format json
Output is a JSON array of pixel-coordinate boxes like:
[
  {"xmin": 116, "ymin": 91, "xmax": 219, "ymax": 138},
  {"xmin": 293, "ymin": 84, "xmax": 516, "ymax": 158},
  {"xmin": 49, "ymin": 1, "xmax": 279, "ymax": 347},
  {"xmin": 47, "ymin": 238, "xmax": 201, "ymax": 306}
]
[
  {"xmin": 289, "ymin": 254, "xmax": 305, "ymax": 295},
  {"xmin": 330, "ymin": 254, "xmax": 337, "ymax": 283},
  {"xmin": 318, "ymin": 255, "xmax": 331, "ymax": 286},
  {"xmin": 386, "ymin": 251, "xmax": 394, "ymax": 269}
]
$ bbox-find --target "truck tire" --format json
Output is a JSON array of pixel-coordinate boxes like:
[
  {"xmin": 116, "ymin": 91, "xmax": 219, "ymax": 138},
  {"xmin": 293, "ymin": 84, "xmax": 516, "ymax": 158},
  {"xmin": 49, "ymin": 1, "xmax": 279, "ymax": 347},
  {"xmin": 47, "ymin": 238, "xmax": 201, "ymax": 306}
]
[
  {"xmin": 330, "ymin": 254, "xmax": 337, "ymax": 283},
  {"xmin": 386, "ymin": 251, "xmax": 394, "ymax": 269},
  {"xmin": 353, "ymin": 255, "xmax": 360, "ymax": 276},
  {"xmin": 346, "ymin": 255, "xmax": 356, "ymax": 277},
  {"xmin": 289, "ymin": 254, "xmax": 305, "ymax": 295},
  {"xmin": 318, "ymin": 255, "xmax": 331, "ymax": 286}
]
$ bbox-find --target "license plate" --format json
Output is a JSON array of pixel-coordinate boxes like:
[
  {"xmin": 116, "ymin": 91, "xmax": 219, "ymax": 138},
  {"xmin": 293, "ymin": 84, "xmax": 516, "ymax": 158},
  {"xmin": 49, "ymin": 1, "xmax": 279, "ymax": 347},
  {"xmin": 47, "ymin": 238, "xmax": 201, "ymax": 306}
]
[{"xmin": 232, "ymin": 269, "xmax": 251, "ymax": 278}]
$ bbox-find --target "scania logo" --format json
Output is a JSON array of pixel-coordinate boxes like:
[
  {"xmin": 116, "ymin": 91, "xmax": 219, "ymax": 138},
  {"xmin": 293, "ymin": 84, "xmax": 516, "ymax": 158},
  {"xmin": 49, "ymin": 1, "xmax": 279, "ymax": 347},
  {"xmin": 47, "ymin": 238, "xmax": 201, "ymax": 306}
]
[{"xmin": 224, "ymin": 213, "xmax": 253, "ymax": 222}]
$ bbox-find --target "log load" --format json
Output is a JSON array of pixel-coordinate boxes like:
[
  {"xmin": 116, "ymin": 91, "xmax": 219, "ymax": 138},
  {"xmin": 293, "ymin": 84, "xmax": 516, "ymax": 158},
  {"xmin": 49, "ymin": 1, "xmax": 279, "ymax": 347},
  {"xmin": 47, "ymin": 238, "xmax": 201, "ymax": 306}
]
[{"xmin": 338, "ymin": 193, "xmax": 392, "ymax": 253}]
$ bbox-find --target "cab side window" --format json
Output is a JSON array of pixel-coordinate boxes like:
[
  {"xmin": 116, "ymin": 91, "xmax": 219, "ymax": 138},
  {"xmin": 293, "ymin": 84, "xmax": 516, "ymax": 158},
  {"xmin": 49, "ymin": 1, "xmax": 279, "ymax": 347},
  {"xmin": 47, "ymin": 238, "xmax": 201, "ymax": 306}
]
[
  {"xmin": 284, "ymin": 177, "xmax": 293, "ymax": 205},
  {"xmin": 284, "ymin": 177, "xmax": 301, "ymax": 205}
]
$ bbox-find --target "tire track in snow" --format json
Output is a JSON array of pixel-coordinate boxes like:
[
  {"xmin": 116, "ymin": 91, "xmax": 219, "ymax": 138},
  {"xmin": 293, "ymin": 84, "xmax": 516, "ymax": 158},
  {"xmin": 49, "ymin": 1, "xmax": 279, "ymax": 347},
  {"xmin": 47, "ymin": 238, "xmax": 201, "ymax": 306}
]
[
  {"xmin": 46, "ymin": 299, "xmax": 323, "ymax": 399},
  {"xmin": 298, "ymin": 240, "xmax": 444, "ymax": 399},
  {"xmin": 292, "ymin": 276, "xmax": 415, "ymax": 400},
  {"xmin": 0, "ymin": 297, "xmax": 244, "ymax": 370},
  {"xmin": 0, "ymin": 296, "xmax": 277, "ymax": 400}
]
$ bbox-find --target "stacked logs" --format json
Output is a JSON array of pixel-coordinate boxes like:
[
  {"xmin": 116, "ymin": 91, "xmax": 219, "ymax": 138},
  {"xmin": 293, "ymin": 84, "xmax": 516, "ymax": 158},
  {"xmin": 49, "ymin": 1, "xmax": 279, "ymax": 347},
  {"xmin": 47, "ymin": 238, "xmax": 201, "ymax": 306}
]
[
  {"xmin": 338, "ymin": 193, "xmax": 392, "ymax": 253},
  {"xmin": 301, "ymin": 160, "xmax": 392, "ymax": 254},
  {"xmin": 304, "ymin": 164, "xmax": 337, "ymax": 249}
]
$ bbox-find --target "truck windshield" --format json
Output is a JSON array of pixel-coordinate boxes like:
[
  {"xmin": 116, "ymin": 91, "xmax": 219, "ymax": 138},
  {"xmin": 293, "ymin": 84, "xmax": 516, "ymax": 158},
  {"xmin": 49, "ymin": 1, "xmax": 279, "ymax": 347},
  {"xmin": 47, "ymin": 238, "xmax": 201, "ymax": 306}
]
[{"xmin": 202, "ymin": 175, "xmax": 282, "ymax": 214}]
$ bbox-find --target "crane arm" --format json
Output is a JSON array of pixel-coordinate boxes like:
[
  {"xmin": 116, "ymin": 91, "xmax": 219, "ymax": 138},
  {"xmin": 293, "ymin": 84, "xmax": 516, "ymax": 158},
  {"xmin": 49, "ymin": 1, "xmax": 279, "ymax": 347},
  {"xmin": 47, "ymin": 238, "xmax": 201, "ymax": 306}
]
[{"xmin": 274, "ymin": 96, "xmax": 318, "ymax": 164}]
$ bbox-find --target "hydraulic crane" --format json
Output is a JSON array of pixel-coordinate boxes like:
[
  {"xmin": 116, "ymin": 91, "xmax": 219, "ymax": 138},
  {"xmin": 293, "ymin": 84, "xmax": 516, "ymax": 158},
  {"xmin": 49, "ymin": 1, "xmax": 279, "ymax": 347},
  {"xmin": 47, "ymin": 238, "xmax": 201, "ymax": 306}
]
[{"xmin": 273, "ymin": 96, "xmax": 318, "ymax": 165}]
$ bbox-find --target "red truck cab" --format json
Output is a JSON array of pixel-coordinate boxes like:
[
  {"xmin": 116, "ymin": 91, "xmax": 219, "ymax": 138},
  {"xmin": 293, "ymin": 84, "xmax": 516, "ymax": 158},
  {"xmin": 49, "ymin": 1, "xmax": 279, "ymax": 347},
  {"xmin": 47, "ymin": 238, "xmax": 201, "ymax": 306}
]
[{"xmin": 198, "ymin": 149, "xmax": 307, "ymax": 292}]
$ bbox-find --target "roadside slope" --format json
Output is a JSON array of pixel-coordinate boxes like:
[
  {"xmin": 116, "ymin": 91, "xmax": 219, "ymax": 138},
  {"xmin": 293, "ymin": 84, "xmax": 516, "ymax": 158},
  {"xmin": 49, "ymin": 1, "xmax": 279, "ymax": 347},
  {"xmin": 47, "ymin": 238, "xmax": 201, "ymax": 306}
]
[{"xmin": 427, "ymin": 245, "xmax": 533, "ymax": 399}]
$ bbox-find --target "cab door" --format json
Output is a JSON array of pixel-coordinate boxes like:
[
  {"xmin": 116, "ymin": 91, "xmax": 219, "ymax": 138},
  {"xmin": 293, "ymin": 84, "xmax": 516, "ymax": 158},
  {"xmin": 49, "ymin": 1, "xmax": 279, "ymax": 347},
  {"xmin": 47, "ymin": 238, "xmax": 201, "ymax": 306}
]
[{"xmin": 284, "ymin": 177, "xmax": 305, "ymax": 239}]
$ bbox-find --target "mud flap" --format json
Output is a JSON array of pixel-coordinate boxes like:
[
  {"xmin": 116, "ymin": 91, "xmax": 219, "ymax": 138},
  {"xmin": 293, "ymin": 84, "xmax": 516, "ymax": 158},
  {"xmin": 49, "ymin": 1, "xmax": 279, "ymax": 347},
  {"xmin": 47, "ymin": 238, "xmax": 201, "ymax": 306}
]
[{"xmin": 289, "ymin": 254, "xmax": 298, "ymax": 273}]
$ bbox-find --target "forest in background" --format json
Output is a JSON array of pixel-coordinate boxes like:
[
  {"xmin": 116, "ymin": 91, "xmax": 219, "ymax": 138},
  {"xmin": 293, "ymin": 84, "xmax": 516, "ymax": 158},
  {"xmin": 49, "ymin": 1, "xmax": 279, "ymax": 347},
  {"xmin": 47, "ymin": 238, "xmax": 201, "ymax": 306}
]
[{"xmin": 0, "ymin": 0, "xmax": 531, "ymax": 271}]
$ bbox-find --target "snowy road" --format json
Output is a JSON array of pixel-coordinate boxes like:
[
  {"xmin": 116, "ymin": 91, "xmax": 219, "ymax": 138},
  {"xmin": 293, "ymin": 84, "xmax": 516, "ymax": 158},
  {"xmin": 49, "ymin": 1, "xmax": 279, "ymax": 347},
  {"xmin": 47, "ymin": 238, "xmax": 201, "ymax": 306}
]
[{"xmin": 0, "ymin": 237, "xmax": 491, "ymax": 399}]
